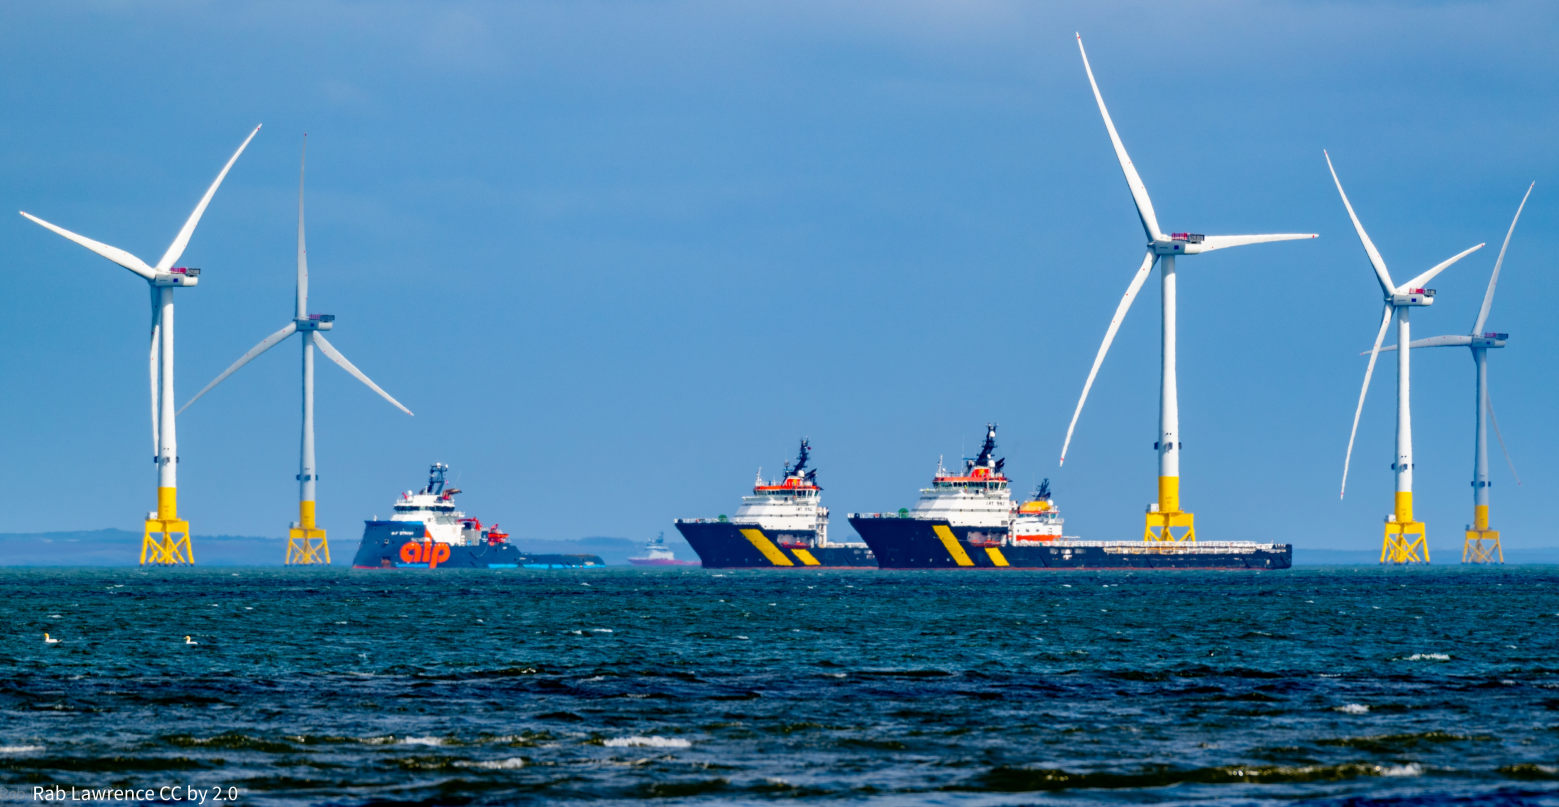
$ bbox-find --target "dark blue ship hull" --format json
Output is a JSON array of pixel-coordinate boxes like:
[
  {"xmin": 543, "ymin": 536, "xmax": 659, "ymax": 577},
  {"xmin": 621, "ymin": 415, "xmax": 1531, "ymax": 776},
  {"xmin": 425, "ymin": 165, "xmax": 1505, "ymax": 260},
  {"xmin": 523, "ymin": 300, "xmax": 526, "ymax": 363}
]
[
  {"xmin": 849, "ymin": 516, "xmax": 1291, "ymax": 570},
  {"xmin": 674, "ymin": 520, "xmax": 876, "ymax": 568},
  {"xmin": 351, "ymin": 521, "xmax": 605, "ymax": 569}
]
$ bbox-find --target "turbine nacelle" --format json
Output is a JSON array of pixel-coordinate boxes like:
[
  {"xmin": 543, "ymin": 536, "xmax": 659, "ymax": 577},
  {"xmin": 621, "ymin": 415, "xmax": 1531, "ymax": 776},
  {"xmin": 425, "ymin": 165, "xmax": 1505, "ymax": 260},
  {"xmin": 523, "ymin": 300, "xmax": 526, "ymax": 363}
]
[
  {"xmin": 1151, "ymin": 233, "xmax": 1203, "ymax": 255},
  {"xmin": 153, "ymin": 267, "xmax": 201, "ymax": 287},
  {"xmin": 1389, "ymin": 288, "xmax": 1435, "ymax": 306},
  {"xmin": 296, "ymin": 314, "xmax": 335, "ymax": 331}
]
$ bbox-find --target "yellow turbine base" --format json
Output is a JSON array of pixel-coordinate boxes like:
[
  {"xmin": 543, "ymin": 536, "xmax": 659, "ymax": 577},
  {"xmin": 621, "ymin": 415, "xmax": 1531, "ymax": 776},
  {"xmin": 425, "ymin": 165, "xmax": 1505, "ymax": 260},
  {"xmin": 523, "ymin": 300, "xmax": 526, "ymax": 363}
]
[
  {"xmin": 287, "ymin": 527, "xmax": 330, "ymax": 565},
  {"xmin": 142, "ymin": 487, "xmax": 192, "ymax": 565},
  {"xmin": 287, "ymin": 501, "xmax": 330, "ymax": 565},
  {"xmin": 1144, "ymin": 476, "xmax": 1195, "ymax": 542},
  {"xmin": 1463, "ymin": 529, "xmax": 1502, "ymax": 564},
  {"xmin": 1381, "ymin": 491, "xmax": 1429, "ymax": 564}
]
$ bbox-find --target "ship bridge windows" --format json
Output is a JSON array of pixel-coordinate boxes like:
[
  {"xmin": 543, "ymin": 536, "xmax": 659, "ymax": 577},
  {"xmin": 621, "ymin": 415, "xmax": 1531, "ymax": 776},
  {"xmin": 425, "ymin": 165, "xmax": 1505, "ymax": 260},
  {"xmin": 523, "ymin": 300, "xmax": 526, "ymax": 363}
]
[{"xmin": 934, "ymin": 480, "xmax": 1007, "ymax": 490}]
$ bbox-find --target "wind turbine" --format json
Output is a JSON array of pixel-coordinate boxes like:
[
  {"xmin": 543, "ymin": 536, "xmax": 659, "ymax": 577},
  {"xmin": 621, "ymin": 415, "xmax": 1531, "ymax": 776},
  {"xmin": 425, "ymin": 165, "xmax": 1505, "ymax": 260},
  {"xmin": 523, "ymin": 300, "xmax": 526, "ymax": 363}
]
[
  {"xmin": 1328, "ymin": 152, "xmax": 1485, "ymax": 564},
  {"xmin": 1059, "ymin": 35, "xmax": 1316, "ymax": 542},
  {"xmin": 20, "ymin": 126, "xmax": 261, "ymax": 565},
  {"xmin": 1372, "ymin": 184, "xmax": 1531, "ymax": 564},
  {"xmin": 180, "ymin": 137, "xmax": 413, "ymax": 565}
]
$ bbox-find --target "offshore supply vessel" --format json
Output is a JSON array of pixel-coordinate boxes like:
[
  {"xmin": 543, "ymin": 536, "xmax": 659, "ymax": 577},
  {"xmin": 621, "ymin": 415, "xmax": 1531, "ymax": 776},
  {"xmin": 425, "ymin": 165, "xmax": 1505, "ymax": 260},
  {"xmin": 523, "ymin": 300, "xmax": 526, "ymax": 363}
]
[
  {"xmin": 849, "ymin": 425, "xmax": 1291, "ymax": 570},
  {"xmin": 352, "ymin": 464, "xmax": 605, "ymax": 569},
  {"xmin": 629, "ymin": 532, "xmax": 699, "ymax": 566},
  {"xmin": 675, "ymin": 439, "xmax": 876, "ymax": 568}
]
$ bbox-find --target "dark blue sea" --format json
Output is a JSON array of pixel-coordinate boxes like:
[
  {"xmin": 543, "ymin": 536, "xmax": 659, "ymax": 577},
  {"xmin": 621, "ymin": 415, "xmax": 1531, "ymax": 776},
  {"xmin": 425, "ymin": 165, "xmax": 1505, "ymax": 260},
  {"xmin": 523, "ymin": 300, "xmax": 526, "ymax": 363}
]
[{"xmin": 3, "ymin": 566, "xmax": 1557, "ymax": 806}]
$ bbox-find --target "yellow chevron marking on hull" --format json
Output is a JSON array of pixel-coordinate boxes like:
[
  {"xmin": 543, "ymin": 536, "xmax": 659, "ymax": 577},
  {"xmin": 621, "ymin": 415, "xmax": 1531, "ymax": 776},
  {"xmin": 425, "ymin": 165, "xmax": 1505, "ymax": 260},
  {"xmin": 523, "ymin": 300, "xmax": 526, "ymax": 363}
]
[
  {"xmin": 984, "ymin": 547, "xmax": 1009, "ymax": 567},
  {"xmin": 791, "ymin": 548, "xmax": 821, "ymax": 566},
  {"xmin": 932, "ymin": 525, "xmax": 975, "ymax": 567},
  {"xmin": 740, "ymin": 528, "xmax": 794, "ymax": 566}
]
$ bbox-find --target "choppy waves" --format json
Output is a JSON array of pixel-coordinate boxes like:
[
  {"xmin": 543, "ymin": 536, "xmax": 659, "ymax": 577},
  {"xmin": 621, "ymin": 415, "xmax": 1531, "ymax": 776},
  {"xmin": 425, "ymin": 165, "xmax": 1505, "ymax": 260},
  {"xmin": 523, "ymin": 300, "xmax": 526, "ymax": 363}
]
[{"xmin": 0, "ymin": 566, "xmax": 1556, "ymax": 805}]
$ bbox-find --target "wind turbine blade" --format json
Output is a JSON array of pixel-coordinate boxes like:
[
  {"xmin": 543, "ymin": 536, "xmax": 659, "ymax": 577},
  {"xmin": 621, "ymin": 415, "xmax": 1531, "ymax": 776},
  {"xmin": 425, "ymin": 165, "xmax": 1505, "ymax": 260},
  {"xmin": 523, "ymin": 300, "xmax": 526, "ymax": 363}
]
[
  {"xmin": 1365, "ymin": 334, "xmax": 1474, "ymax": 354},
  {"xmin": 149, "ymin": 290, "xmax": 161, "ymax": 453},
  {"xmin": 1486, "ymin": 386, "xmax": 1521, "ymax": 486},
  {"xmin": 1324, "ymin": 151, "xmax": 1395, "ymax": 295},
  {"xmin": 1342, "ymin": 305, "xmax": 1394, "ymax": 499},
  {"xmin": 1060, "ymin": 250, "xmax": 1157, "ymax": 465},
  {"xmin": 1076, "ymin": 34, "xmax": 1162, "ymax": 241},
  {"xmin": 19, "ymin": 212, "xmax": 158, "ymax": 280},
  {"xmin": 177, "ymin": 322, "xmax": 297, "ymax": 415},
  {"xmin": 155, "ymin": 124, "xmax": 262, "ymax": 272},
  {"xmin": 1473, "ymin": 182, "xmax": 1533, "ymax": 335},
  {"xmin": 297, "ymin": 135, "xmax": 308, "ymax": 319},
  {"xmin": 313, "ymin": 333, "xmax": 414, "ymax": 416},
  {"xmin": 1197, "ymin": 233, "xmax": 1317, "ymax": 251},
  {"xmin": 1398, "ymin": 243, "xmax": 1485, "ymax": 292}
]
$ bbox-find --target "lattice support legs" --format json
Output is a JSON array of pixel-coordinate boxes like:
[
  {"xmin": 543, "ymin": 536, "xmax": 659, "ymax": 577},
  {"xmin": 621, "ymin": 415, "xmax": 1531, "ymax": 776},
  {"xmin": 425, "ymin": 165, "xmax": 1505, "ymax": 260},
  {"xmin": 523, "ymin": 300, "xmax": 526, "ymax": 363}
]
[
  {"xmin": 1381, "ymin": 519, "xmax": 1429, "ymax": 564},
  {"xmin": 1145, "ymin": 509, "xmax": 1196, "ymax": 542},
  {"xmin": 287, "ymin": 526, "xmax": 330, "ymax": 565},
  {"xmin": 142, "ymin": 518, "xmax": 193, "ymax": 565},
  {"xmin": 1462, "ymin": 529, "xmax": 1502, "ymax": 564}
]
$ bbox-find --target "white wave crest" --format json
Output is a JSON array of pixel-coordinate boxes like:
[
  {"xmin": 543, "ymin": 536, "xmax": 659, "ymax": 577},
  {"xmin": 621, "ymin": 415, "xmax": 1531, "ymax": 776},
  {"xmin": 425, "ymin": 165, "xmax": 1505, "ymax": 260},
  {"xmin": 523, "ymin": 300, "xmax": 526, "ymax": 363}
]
[
  {"xmin": 1401, "ymin": 653, "xmax": 1451, "ymax": 662},
  {"xmin": 400, "ymin": 736, "xmax": 447, "ymax": 746},
  {"xmin": 1379, "ymin": 763, "xmax": 1422, "ymax": 777},
  {"xmin": 457, "ymin": 757, "xmax": 526, "ymax": 769},
  {"xmin": 0, "ymin": 746, "xmax": 43, "ymax": 753},
  {"xmin": 604, "ymin": 736, "xmax": 691, "ymax": 748},
  {"xmin": 1335, "ymin": 704, "xmax": 1370, "ymax": 714}
]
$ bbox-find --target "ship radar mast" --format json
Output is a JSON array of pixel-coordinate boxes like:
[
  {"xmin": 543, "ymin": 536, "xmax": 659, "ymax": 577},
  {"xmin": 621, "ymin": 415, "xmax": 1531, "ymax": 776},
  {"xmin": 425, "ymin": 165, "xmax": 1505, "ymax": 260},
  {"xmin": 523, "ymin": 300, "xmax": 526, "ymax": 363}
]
[
  {"xmin": 968, "ymin": 423, "xmax": 1004, "ymax": 475},
  {"xmin": 424, "ymin": 463, "xmax": 449, "ymax": 496},
  {"xmin": 1034, "ymin": 478, "xmax": 1052, "ymax": 501},
  {"xmin": 782, "ymin": 438, "xmax": 820, "ymax": 488}
]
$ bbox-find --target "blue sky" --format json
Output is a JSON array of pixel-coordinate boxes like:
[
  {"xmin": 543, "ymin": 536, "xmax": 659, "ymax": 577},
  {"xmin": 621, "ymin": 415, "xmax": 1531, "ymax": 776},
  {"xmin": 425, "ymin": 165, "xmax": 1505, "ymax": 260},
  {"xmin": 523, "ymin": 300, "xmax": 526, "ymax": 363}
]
[{"xmin": 1, "ymin": 1, "xmax": 1555, "ymax": 556}]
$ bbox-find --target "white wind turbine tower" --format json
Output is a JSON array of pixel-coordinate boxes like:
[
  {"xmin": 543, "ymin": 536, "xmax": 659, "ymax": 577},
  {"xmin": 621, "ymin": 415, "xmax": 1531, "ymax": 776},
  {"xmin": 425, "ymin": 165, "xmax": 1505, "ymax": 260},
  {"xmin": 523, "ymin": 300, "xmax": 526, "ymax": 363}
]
[
  {"xmin": 1059, "ymin": 35, "xmax": 1316, "ymax": 542},
  {"xmin": 180, "ymin": 138, "xmax": 413, "ymax": 564},
  {"xmin": 20, "ymin": 126, "xmax": 261, "ymax": 565},
  {"xmin": 1372, "ymin": 184, "xmax": 1531, "ymax": 564},
  {"xmin": 1328, "ymin": 152, "xmax": 1484, "ymax": 564}
]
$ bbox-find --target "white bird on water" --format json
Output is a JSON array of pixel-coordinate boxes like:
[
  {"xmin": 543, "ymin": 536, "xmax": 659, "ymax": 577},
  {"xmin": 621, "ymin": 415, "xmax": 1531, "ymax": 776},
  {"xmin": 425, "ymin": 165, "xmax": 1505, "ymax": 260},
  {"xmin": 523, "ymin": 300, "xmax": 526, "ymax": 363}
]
[
  {"xmin": 184, "ymin": 636, "xmax": 199, "ymax": 645},
  {"xmin": 43, "ymin": 633, "xmax": 59, "ymax": 644}
]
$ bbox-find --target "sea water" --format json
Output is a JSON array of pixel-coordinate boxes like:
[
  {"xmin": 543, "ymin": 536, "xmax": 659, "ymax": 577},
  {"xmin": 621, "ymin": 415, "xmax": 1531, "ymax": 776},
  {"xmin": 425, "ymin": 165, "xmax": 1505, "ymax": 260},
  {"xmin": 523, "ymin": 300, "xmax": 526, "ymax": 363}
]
[{"xmin": 1, "ymin": 566, "xmax": 1556, "ymax": 805}]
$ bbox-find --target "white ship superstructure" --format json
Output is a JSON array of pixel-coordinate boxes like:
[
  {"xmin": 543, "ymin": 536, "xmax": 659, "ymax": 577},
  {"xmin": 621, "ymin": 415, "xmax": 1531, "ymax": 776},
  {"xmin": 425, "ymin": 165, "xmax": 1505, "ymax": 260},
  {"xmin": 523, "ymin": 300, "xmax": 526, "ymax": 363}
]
[
  {"xmin": 731, "ymin": 439, "xmax": 833, "ymax": 546},
  {"xmin": 390, "ymin": 463, "xmax": 489, "ymax": 546},
  {"xmin": 636, "ymin": 534, "xmax": 679, "ymax": 562},
  {"xmin": 907, "ymin": 424, "xmax": 1015, "ymax": 530},
  {"xmin": 1011, "ymin": 480, "xmax": 1073, "ymax": 543}
]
